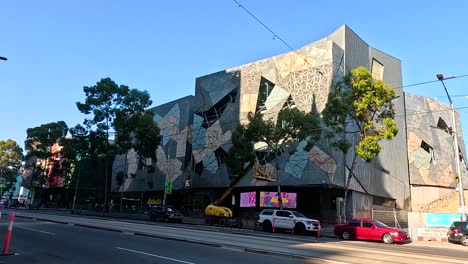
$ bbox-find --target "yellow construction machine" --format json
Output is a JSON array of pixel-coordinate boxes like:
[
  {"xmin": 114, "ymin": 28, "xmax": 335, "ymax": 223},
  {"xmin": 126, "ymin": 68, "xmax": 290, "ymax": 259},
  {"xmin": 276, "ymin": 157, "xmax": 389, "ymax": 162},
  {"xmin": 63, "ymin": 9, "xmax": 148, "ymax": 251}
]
[
  {"xmin": 204, "ymin": 163, "xmax": 255, "ymax": 225},
  {"xmin": 204, "ymin": 169, "xmax": 246, "ymax": 217}
]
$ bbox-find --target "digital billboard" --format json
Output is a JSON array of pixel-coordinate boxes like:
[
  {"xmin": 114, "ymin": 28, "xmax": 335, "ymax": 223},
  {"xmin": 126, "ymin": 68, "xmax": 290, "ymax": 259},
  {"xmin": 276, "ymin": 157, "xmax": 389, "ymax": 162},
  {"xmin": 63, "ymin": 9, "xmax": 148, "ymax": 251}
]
[
  {"xmin": 240, "ymin": 192, "xmax": 256, "ymax": 207},
  {"xmin": 260, "ymin": 192, "xmax": 297, "ymax": 208}
]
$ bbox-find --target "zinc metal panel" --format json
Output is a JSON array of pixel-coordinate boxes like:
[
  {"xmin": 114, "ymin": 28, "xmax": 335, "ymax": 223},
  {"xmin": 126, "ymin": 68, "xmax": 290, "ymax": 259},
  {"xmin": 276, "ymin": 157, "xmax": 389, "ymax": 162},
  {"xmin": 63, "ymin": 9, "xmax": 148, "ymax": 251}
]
[
  {"xmin": 344, "ymin": 26, "xmax": 370, "ymax": 73},
  {"xmin": 368, "ymin": 48, "xmax": 410, "ymax": 208}
]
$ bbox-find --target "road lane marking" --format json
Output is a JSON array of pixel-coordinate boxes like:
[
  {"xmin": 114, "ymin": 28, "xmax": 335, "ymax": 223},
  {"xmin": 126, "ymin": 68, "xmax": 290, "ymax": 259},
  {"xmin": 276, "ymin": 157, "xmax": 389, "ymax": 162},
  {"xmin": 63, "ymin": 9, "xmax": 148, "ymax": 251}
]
[
  {"xmin": 107, "ymin": 221, "xmax": 136, "ymax": 225},
  {"xmin": 220, "ymin": 245, "xmax": 243, "ymax": 252},
  {"xmin": 116, "ymin": 247, "xmax": 196, "ymax": 264},
  {"xmin": 16, "ymin": 225, "xmax": 56, "ymax": 235}
]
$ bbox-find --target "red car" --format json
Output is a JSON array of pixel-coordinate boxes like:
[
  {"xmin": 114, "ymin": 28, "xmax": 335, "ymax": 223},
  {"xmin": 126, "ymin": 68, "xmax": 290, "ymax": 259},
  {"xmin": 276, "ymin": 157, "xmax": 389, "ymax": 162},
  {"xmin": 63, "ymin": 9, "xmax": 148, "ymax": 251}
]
[{"xmin": 334, "ymin": 218, "xmax": 411, "ymax": 244}]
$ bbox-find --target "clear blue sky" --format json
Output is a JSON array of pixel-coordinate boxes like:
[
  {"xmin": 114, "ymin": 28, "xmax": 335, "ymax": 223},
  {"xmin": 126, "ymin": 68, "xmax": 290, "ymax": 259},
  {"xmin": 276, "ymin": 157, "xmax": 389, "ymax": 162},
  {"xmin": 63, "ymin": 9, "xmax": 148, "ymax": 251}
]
[{"xmin": 1, "ymin": 0, "xmax": 468, "ymax": 152}]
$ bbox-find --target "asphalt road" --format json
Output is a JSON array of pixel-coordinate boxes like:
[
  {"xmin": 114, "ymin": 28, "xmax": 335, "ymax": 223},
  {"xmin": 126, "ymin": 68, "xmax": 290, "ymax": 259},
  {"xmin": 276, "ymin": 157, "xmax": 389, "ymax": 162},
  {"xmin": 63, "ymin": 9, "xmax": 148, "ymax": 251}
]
[
  {"xmin": 0, "ymin": 217, "xmax": 313, "ymax": 264},
  {"xmin": 1, "ymin": 210, "xmax": 467, "ymax": 264}
]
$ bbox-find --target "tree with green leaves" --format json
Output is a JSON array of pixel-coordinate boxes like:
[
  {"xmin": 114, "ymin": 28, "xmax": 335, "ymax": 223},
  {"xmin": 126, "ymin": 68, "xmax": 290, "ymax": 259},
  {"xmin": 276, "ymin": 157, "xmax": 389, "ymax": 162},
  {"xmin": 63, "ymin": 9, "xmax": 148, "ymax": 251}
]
[
  {"xmin": 25, "ymin": 121, "xmax": 69, "ymax": 162},
  {"xmin": 114, "ymin": 110, "xmax": 161, "ymax": 211},
  {"xmin": 322, "ymin": 66, "xmax": 398, "ymax": 222},
  {"xmin": 76, "ymin": 77, "xmax": 154, "ymax": 207},
  {"xmin": 0, "ymin": 139, "xmax": 24, "ymax": 194},
  {"xmin": 24, "ymin": 121, "xmax": 70, "ymax": 206},
  {"xmin": 227, "ymin": 108, "xmax": 322, "ymax": 209},
  {"xmin": 132, "ymin": 111, "xmax": 161, "ymax": 165},
  {"xmin": 114, "ymin": 88, "xmax": 153, "ymax": 154},
  {"xmin": 68, "ymin": 124, "xmax": 98, "ymax": 210},
  {"xmin": 225, "ymin": 122, "xmax": 257, "ymax": 178}
]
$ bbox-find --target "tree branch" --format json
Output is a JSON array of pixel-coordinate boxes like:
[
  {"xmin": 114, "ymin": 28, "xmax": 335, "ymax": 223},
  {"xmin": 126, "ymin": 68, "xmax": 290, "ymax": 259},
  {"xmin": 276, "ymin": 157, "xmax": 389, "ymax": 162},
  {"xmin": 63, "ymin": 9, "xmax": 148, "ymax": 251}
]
[{"xmin": 345, "ymin": 163, "xmax": 369, "ymax": 194}]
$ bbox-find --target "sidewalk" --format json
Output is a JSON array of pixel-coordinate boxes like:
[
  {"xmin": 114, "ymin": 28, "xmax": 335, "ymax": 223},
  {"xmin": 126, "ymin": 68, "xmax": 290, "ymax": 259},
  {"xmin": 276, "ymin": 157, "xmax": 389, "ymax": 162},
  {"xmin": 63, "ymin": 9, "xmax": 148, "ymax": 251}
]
[
  {"xmin": 17, "ymin": 207, "xmax": 344, "ymax": 238},
  {"xmin": 26, "ymin": 207, "xmax": 207, "ymax": 225}
]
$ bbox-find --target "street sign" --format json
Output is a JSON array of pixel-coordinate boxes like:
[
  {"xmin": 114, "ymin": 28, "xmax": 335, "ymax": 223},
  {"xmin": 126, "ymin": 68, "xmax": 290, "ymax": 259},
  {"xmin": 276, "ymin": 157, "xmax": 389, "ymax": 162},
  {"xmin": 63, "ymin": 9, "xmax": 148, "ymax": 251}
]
[
  {"xmin": 165, "ymin": 180, "xmax": 172, "ymax": 195},
  {"xmin": 184, "ymin": 180, "xmax": 191, "ymax": 188}
]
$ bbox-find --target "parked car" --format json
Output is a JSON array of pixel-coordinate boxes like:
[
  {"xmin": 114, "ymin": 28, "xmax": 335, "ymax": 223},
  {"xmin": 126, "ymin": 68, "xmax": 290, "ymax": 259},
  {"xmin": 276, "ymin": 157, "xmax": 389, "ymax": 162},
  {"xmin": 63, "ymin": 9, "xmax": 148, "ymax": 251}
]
[
  {"xmin": 257, "ymin": 209, "xmax": 320, "ymax": 236},
  {"xmin": 148, "ymin": 205, "xmax": 184, "ymax": 223},
  {"xmin": 447, "ymin": 221, "xmax": 468, "ymax": 246},
  {"xmin": 334, "ymin": 218, "xmax": 411, "ymax": 244}
]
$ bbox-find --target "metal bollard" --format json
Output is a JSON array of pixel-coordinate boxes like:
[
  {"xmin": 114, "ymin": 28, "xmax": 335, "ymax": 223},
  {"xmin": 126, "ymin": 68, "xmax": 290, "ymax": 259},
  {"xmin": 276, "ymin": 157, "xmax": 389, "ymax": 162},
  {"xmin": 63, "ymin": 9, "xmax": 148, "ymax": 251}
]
[
  {"xmin": 2, "ymin": 212, "xmax": 15, "ymax": 255},
  {"xmin": 317, "ymin": 221, "xmax": 321, "ymax": 237},
  {"xmin": 291, "ymin": 219, "xmax": 296, "ymax": 235},
  {"xmin": 272, "ymin": 218, "xmax": 275, "ymax": 233}
]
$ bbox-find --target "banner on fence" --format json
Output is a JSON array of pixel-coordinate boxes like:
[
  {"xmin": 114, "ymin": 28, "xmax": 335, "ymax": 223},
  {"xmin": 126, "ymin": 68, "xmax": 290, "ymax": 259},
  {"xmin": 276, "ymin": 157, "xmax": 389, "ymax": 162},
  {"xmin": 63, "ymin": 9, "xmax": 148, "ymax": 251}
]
[
  {"xmin": 417, "ymin": 228, "xmax": 448, "ymax": 238},
  {"xmin": 426, "ymin": 213, "xmax": 462, "ymax": 228}
]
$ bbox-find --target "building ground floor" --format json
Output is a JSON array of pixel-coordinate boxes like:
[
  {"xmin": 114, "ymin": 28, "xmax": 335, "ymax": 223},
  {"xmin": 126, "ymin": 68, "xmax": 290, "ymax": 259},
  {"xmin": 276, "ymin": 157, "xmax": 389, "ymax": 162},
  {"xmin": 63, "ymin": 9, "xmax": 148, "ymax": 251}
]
[
  {"xmin": 114, "ymin": 185, "xmax": 400, "ymax": 225},
  {"xmin": 27, "ymin": 184, "xmax": 405, "ymax": 226}
]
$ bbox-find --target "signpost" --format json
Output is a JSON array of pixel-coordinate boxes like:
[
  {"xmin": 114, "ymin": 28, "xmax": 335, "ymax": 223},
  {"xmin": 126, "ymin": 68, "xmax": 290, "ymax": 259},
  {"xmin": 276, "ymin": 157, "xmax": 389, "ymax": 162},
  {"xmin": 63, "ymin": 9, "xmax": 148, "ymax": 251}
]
[{"xmin": 165, "ymin": 180, "xmax": 172, "ymax": 195}]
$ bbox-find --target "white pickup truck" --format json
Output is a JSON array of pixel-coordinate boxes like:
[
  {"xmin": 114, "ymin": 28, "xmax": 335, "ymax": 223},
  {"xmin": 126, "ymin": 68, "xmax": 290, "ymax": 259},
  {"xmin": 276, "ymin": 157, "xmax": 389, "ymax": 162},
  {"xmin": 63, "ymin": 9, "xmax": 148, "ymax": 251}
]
[{"xmin": 257, "ymin": 209, "xmax": 320, "ymax": 236}]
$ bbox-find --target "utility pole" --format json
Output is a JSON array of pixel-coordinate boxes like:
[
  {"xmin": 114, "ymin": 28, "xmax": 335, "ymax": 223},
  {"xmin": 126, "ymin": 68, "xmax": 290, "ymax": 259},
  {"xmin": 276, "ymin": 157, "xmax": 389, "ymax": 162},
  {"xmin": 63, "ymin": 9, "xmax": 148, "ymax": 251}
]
[
  {"xmin": 72, "ymin": 160, "xmax": 81, "ymax": 212},
  {"xmin": 104, "ymin": 121, "xmax": 109, "ymax": 211},
  {"xmin": 275, "ymin": 147, "xmax": 283, "ymax": 209},
  {"xmin": 437, "ymin": 74, "xmax": 467, "ymax": 221}
]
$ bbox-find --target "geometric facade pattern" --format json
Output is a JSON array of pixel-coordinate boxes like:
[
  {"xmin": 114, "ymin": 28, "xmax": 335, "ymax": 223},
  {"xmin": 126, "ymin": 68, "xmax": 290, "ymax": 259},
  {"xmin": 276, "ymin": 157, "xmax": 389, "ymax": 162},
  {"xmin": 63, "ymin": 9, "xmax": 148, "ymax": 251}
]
[
  {"xmin": 229, "ymin": 39, "xmax": 340, "ymax": 125},
  {"xmin": 405, "ymin": 93, "xmax": 467, "ymax": 187},
  {"xmin": 284, "ymin": 150, "xmax": 309, "ymax": 179},
  {"xmin": 208, "ymin": 40, "xmax": 344, "ymax": 188},
  {"xmin": 192, "ymin": 120, "xmax": 232, "ymax": 164},
  {"xmin": 111, "ymin": 96, "xmax": 194, "ymax": 192},
  {"xmin": 191, "ymin": 35, "xmax": 345, "ymax": 187},
  {"xmin": 308, "ymin": 146, "xmax": 337, "ymax": 181}
]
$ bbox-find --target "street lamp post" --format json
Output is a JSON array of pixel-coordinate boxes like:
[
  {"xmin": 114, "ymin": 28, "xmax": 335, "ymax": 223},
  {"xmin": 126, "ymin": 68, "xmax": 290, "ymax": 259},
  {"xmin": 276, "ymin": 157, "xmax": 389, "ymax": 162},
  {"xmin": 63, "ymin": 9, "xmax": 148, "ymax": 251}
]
[
  {"xmin": 437, "ymin": 73, "xmax": 467, "ymax": 221},
  {"xmin": 0, "ymin": 56, "xmax": 7, "ymax": 61},
  {"xmin": 162, "ymin": 145, "xmax": 170, "ymax": 206},
  {"xmin": 72, "ymin": 159, "xmax": 81, "ymax": 212}
]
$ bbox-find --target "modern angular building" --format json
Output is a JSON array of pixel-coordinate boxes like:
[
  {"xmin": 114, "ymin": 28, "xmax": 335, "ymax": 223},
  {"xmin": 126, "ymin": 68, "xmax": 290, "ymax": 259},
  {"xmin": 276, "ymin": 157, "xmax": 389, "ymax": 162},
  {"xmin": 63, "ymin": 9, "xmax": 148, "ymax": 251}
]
[
  {"xmin": 405, "ymin": 93, "xmax": 467, "ymax": 212},
  {"xmin": 112, "ymin": 25, "xmax": 467, "ymax": 222}
]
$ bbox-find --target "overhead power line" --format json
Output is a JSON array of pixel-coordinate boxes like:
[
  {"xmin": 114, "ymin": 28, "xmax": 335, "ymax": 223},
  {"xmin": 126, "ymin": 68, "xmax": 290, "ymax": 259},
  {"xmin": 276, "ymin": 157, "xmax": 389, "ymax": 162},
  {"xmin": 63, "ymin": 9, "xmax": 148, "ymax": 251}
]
[
  {"xmin": 232, "ymin": 1, "xmax": 468, "ymax": 94},
  {"xmin": 232, "ymin": 1, "xmax": 468, "ymax": 99},
  {"xmin": 400, "ymin": 74, "xmax": 468, "ymax": 90},
  {"xmin": 232, "ymin": 0, "xmax": 324, "ymax": 76},
  {"xmin": 233, "ymin": 0, "xmax": 294, "ymax": 52}
]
